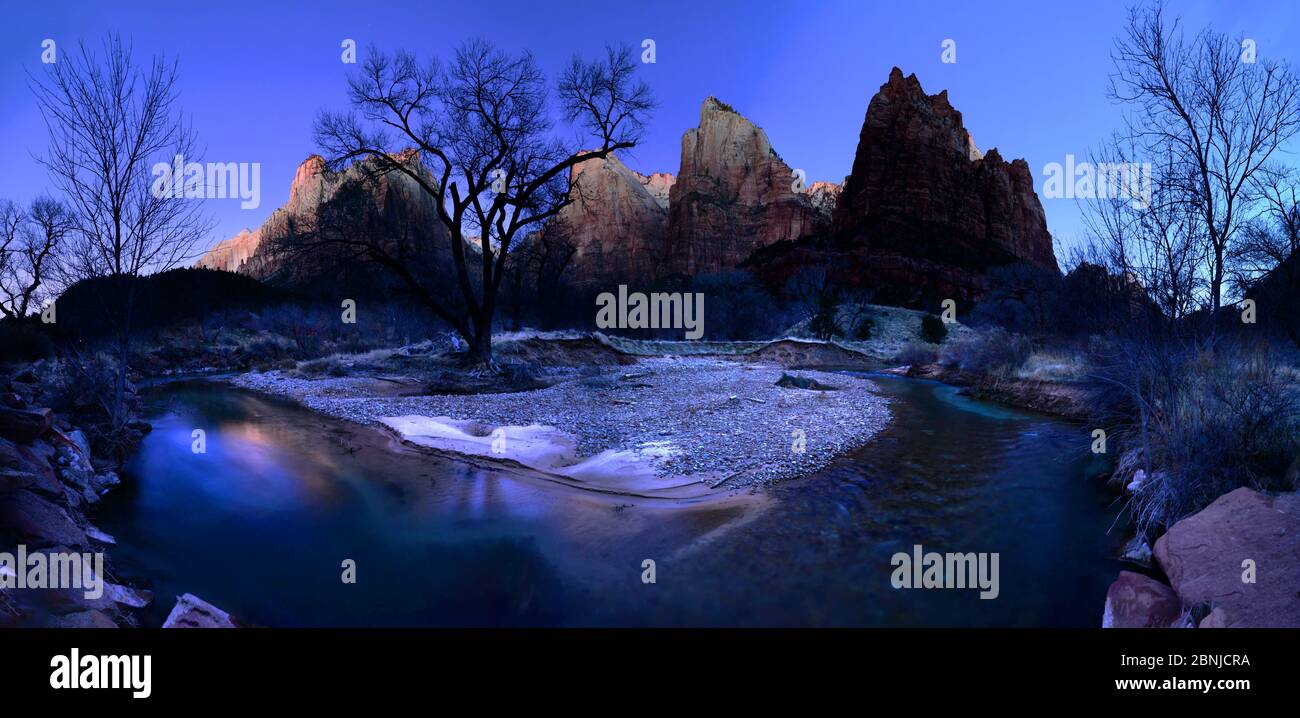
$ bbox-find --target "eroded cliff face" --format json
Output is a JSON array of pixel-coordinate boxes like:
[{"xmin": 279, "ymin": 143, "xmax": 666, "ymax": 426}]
[
  {"xmin": 196, "ymin": 228, "xmax": 261, "ymax": 274},
  {"xmin": 824, "ymin": 67, "xmax": 1057, "ymax": 301},
  {"xmin": 664, "ymin": 97, "xmax": 835, "ymax": 276},
  {"xmin": 196, "ymin": 152, "xmax": 452, "ymax": 287},
  {"xmin": 562, "ymin": 99, "xmax": 837, "ymax": 285},
  {"xmin": 746, "ymin": 68, "xmax": 1058, "ymax": 306},
  {"xmin": 556, "ymin": 154, "xmax": 671, "ymax": 287},
  {"xmin": 637, "ymin": 171, "xmax": 675, "ymax": 210}
]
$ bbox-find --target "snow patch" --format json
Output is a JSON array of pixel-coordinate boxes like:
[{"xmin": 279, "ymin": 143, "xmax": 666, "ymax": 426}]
[{"xmin": 380, "ymin": 415, "xmax": 707, "ymax": 496}]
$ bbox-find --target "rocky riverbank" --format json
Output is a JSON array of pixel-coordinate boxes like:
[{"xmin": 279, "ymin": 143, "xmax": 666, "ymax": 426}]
[
  {"xmin": 1103, "ymin": 487, "xmax": 1300, "ymax": 628},
  {"xmin": 0, "ymin": 377, "xmax": 148, "ymax": 627},
  {"xmin": 890, "ymin": 360, "xmax": 1300, "ymax": 628},
  {"xmin": 1, "ymin": 365, "xmax": 244, "ymax": 628}
]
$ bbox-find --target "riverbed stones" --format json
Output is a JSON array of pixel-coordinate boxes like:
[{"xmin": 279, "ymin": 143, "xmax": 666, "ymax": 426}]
[
  {"xmin": 0, "ymin": 437, "xmax": 61, "ymax": 496},
  {"xmin": 1198, "ymin": 607, "xmax": 1229, "ymax": 628},
  {"xmin": 1118, "ymin": 534, "xmax": 1153, "ymax": 567},
  {"xmin": 775, "ymin": 373, "xmax": 837, "ymax": 391},
  {"xmin": 1153, "ymin": 487, "xmax": 1300, "ymax": 628},
  {"xmin": 236, "ymin": 357, "xmax": 890, "ymax": 489},
  {"xmin": 0, "ymin": 468, "xmax": 39, "ymax": 494},
  {"xmin": 1102, "ymin": 570, "xmax": 1182, "ymax": 628},
  {"xmin": 163, "ymin": 593, "xmax": 238, "ymax": 628}
]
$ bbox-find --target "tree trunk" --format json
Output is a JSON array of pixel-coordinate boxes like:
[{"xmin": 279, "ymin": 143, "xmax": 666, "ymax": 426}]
[
  {"xmin": 112, "ymin": 330, "xmax": 130, "ymax": 434},
  {"xmin": 466, "ymin": 330, "xmax": 496, "ymax": 372},
  {"xmin": 462, "ymin": 307, "xmax": 498, "ymax": 373}
]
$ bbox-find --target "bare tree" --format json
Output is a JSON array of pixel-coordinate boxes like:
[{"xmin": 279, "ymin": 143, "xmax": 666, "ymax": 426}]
[
  {"xmin": 0, "ymin": 197, "xmax": 72, "ymax": 319},
  {"xmin": 315, "ymin": 40, "xmax": 654, "ymax": 369},
  {"xmin": 29, "ymin": 35, "xmax": 210, "ymax": 433},
  {"xmin": 0, "ymin": 201, "xmax": 25, "ymax": 316},
  {"xmin": 1109, "ymin": 1, "xmax": 1300, "ymax": 313},
  {"xmin": 784, "ymin": 264, "xmax": 841, "ymax": 339},
  {"xmin": 1230, "ymin": 165, "xmax": 1300, "ymax": 291},
  {"xmin": 264, "ymin": 160, "xmax": 462, "ymax": 312},
  {"xmin": 1083, "ymin": 137, "xmax": 1207, "ymax": 323}
]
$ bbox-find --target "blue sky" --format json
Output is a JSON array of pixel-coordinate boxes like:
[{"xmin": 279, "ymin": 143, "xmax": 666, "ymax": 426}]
[{"xmin": 2, "ymin": 0, "xmax": 1297, "ymax": 260}]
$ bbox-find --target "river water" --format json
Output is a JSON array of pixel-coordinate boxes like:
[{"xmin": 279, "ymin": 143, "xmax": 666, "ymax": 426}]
[{"xmin": 97, "ymin": 375, "xmax": 1124, "ymax": 627}]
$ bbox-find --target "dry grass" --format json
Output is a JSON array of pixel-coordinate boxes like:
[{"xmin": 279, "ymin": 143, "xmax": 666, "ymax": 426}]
[{"xmin": 1014, "ymin": 351, "xmax": 1088, "ymax": 382}]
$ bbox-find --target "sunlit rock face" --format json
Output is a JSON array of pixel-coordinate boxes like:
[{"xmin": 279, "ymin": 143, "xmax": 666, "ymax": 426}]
[
  {"xmin": 559, "ymin": 98, "xmax": 839, "ymax": 286},
  {"xmin": 807, "ymin": 182, "xmax": 843, "ymax": 219},
  {"xmin": 637, "ymin": 170, "xmax": 675, "ymax": 210},
  {"xmin": 195, "ymin": 228, "xmax": 261, "ymax": 273},
  {"xmin": 554, "ymin": 153, "xmax": 671, "ymax": 288},
  {"xmin": 198, "ymin": 71, "xmax": 1054, "ymax": 307},
  {"xmin": 196, "ymin": 151, "xmax": 452, "ymax": 287},
  {"xmin": 663, "ymin": 97, "xmax": 835, "ymax": 277}
]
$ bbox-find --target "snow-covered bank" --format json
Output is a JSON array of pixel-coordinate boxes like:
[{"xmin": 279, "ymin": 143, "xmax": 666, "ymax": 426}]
[{"xmin": 233, "ymin": 357, "xmax": 890, "ymax": 494}]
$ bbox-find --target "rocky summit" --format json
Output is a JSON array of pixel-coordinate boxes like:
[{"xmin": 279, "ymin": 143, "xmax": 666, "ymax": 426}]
[
  {"xmin": 664, "ymin": 97, "xmax": 836, "ymax": 276},
  {"xmin": 562, "ymin": 97, "xmax": 837, "ymax": 286},
  {"xmin": 834, "ymin": 68, "xmax": 1056, "ymax": 295},
  {"xmin": 750, "ymin": 68, "xmax": 1058, "ymax": 306}
]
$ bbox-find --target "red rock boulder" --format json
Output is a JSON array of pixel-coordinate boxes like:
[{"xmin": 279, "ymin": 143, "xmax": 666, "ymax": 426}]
[
  {"xmin": 1154, "ymin": 487, "xmax": 1300, "ymax": 628},
  {"xmin": 1102, "ymin": 570, "xmax": 1183, "ymax": 628}
]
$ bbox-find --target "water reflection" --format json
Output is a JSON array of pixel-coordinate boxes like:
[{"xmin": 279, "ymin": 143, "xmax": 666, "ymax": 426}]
[{"xmin": 98, "ymin": 377, "xmax": 1123, "ymax": 627}]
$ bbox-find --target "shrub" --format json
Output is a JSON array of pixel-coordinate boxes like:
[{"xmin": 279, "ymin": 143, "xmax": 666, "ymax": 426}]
[
  {"xmin": 808, "ymin": 290, "xmax": 842, "ymax": 340},
  {"xmin": 296, "ymin": 356, "xmax": 347, "ymax": 377},
  {"xmin": 43, "ymin": 353, "xmax": 143, "ymax": 458},
  {"xmin": 940, "ymin": 328, "xmax": 1032, "ymax": 375},
  {"xmin": 893, "ymin": 341, "xmax": 939, "ymax": 366},
  {"xmin": 920, "ymin": 314, "xmax": 948, "ymax": 344},
  {"xmin": 241, "ymin": 334, "xmax": 294, "ymax": 362},
  {"xmin": 0, "ymin": 320, "xmax": 55, "ymax": 363},
  {"xmin": 1094, "ymin": 336, "xmax": 1300, "ymax": 534},
  {"xmin": 1016, "ymin": 351, "xmax": 1087, "ymax": 381},
  {"xmin": 689, "ymin": 270, "xmax": 785, "ymax": 340},
  {"xmin": 851, "ymin": 315, "xmax": 875, "ymax": 341}
]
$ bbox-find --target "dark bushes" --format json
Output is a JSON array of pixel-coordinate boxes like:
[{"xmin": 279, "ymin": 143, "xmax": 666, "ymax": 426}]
[
  {"xmin": 893, "ymin": 341, "xmax": 939, "ymax": 366},
  {"xmin": 0, "ymin": 319, "xmax": 55, "ymax": 363},
  {"xmin": 940, "ymin": 328, "xmax": 1031, "ymax": 375},
  {"xmin": 920, "ymin": 314, "xmax": 948, "ymax": 343},
  {"xmin": 1091, "ymin": 334, "xmax": 1300, "ymax": 534}
]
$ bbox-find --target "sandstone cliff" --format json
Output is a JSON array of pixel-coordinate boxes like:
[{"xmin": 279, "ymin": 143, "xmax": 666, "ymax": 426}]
[
  {"xmin": 831, "ymin": 67, "xmax": 1056, "ymax": 300},
  {"xmin": 196, "ymin": 228, "xmax": 261, "ymax": 273},
  {"xmin": 748, "ymin": 68, "xmax": 1058, "ymax": 306},
  {"xmin": 554, "ymin": 154, "xmax": 671, "ymax": 287},
  {"xmin": 665, "ymin": 97, "xmax": 835, "ymax": 276},
  {"xmin": 196, "ymin": 152, "xmax": 452, "ymax": 288}
]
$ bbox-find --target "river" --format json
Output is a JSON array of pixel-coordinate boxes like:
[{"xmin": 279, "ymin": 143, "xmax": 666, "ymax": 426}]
[{"xmin": 97, "ymin": 374, "xmax": 1124, "ymax": 627}]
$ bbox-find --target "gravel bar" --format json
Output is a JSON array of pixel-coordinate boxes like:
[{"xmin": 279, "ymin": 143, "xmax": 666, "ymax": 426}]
[{"xmin": 232, "ymin": 357, "xmax": 890, "ymax": 489}]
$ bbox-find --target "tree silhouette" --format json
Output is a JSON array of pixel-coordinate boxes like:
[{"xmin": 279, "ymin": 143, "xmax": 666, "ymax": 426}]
[{"xmin": 316, "ymin": 40, "xmax": 654, "ymax": 370}]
